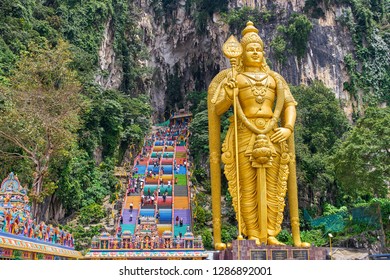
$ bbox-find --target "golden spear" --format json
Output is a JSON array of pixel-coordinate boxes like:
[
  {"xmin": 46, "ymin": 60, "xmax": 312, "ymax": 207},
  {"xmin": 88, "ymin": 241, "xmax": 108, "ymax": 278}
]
[{"xmin": 222, "ymin": 35, "xmax": 244, "ymax": 241}]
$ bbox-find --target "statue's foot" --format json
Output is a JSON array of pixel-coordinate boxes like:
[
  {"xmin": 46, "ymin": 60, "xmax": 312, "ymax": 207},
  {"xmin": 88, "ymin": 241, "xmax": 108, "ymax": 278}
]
[
  {"xmin": 215, "ymin": 242, "xmax": 227, "ymax": 250},
  {"xmin": 294, "ymin": 241, "xmax": 311, "ymax": 248},
  {"xmin": 267, "ymin": 236, "xmax": 285, "ymax": 245},
  {"xmin": 248, "ymin": 236, "xmax": 260, "ymax": 245}
]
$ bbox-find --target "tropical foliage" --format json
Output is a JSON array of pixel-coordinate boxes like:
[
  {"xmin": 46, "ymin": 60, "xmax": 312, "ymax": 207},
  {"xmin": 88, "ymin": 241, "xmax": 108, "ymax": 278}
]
[
  {"xmin": 0, "ymin": 0, "xmax": 388, "ymax": 250},
  {"xmin": 0, "ymin": 0, "xmax": 151, "ymax": 222}
]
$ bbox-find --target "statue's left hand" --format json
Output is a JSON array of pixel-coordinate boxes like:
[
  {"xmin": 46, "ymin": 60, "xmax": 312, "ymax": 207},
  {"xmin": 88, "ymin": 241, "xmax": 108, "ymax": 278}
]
[{"xmin": 270, "ymin": 127, "xmax": 292, "ymax": 143}]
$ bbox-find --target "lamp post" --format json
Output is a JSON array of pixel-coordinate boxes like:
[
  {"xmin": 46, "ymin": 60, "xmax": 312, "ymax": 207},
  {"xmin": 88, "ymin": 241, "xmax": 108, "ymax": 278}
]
[{"xmin": 328, "ymin": 233, "xmax": 333, "ymax": 260}]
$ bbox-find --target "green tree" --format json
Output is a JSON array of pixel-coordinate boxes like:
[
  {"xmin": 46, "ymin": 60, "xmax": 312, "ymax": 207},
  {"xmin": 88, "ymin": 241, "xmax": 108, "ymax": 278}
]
[
  {"xmin": 79, "ymin": 203, "xmax": 106, "ymax": 225},
  {"xmin": 79, "ymin": 86, "xmax": 151, "ymax": 162},
  {"xmin": 200, "ymin": 228, "xmax": 213, "ymax": 249},
  {"xmin": 0, "ymin": 40, "xmax": 82, "ymax": 218},
  {"xmin": 186, "ymin": 90, "xmax": 207, "ymax": 114},
  {"xmin": 270, "ymin": 35, "xmax": 287, "ymax": 65},
  {"xmin": 188, "ymin": 110, "xmax": 209, "ymax": 165},
  {"xmin": 221, "ymin": 6, "xmax": 275, "ymax": 34},
  {"xmin": 333, "ymin": 107, "xmax": 390, "ymax": 200},
  {"xmin": 292, "ymin": 81, "xmax": 350, "ymax": 208},
  {"xmin": 281, "ymin": 14, "xmax": 313, "ymax": 60},
  {"xmin": 50, "ymin": 147, "xmax": 108, "ymax": 212}
]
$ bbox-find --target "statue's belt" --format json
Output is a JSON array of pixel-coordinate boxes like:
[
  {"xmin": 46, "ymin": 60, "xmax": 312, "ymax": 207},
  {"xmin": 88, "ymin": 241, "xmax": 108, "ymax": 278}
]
[{"xmin": 230, "ymin": 116, "xmax": 276, "ymax": 130}]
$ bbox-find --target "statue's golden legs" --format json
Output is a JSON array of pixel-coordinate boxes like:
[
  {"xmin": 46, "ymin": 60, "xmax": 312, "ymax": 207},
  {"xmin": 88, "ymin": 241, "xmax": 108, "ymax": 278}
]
[
  {"xmin": 236, "ymin": 136, "xmax": 286, "ymax": 244},
  {"xmin": 238, "ymin": 150, "xmax": 260, "ymax": 240}
]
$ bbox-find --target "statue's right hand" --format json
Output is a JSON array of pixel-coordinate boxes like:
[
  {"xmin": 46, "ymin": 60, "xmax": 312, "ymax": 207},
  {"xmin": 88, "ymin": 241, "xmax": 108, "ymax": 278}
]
[
  {"xmin": 224, "ymin": 78, "xmax": 236, "ymax": 100},
  {"xmin": 226, "ymin": 78, "xmax": 236, "ymax": 89},
  {"xmin": 214, "ymin": 242, "xmax": 227, "ymax": 251}
]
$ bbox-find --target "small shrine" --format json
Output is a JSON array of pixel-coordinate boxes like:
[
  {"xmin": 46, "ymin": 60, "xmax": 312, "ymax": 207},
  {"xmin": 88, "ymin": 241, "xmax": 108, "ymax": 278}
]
[
  {"xmin": 86, "ymin": 216, "xmax": 206, "ymax": 259},
  {"xmin": 99, "ymin": 232, "xmax": 110, "ymax": 249},
  {"xmin": 0, "ymin": 172, "xmax": 31, "ymax": 231},
  {"xmin": 121, "ymin": 230, "xmax": 132, "ymax": 249},
  {"xmin": 162, "ymin": 230, "xmax": 173, "ymax": 248},
  {"xmin": 169, "ymin": 108, "xmax": 193, "ymax": 127},
  {"xmin": 0, "ymin": 173, "xmax": 81, "ymax": 260}
]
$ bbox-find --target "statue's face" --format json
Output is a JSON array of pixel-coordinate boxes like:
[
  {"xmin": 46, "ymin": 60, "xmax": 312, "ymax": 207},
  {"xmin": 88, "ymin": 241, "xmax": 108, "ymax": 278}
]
[{"xmin": 243, "ymin": 42, "xmax": 263, "ymax": 67}]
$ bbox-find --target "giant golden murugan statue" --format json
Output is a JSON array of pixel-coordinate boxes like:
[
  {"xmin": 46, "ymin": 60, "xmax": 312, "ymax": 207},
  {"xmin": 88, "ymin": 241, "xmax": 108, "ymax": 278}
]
[{"xmin": 208, "ymin": 21, "xmax": 309, "ymax": 250}]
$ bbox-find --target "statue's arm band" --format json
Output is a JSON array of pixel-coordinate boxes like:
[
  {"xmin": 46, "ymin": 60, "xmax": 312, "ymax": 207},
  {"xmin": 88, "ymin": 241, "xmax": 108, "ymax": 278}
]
[
  {"xmin": 283, "ymin": 101, "xmax": 297, "ymax": 109},
  {"xmin": 284, "ymin": 124, "xmax": 294, "ymax": 132}
]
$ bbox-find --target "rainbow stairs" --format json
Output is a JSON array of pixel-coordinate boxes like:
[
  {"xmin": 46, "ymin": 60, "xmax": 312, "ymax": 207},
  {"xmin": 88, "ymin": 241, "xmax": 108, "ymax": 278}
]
[
  {"xmin": 172, "ymin": 143, "xmax": 191, "ymax": 237},
  {"xmin": 151, "ymin": 139, "xmax": 173, "ymax": 234},
  {"xmin": 119, "ymin": 128, "xmax": 193, "ymax": 239}
]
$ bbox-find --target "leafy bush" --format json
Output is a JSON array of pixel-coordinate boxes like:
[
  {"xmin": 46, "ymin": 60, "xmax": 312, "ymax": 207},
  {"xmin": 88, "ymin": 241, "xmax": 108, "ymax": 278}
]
[
  {"xmin": 276, "ymin": 229, "xmax": 293, "ymax": 245},
  {"xmin": 333, "ymin": 107, "xmax": 390, "ymax": 200},
  {"xmin": 189, "ymin": 110, "xmax": 209, "ymax": 164},
  {"xmin": 221, "ymin": 224, "xmax": 238, "ymax": 244},
  {"xmin": 191, "ymin": 167, "xmax": 208, "ymax": 186},
  {"xmin": 300, "ymin": 229, "xmax": 328, "ymax": 246},
  {"xmin": 221, "ymin": 7, "xmax": 275, "ymax": 34},
  {"xmin": 278, "ymin": 14, "xmax": 313, "ymax": 59},
  {"xmin": 79, "ymin": 203, "xmax": 106, "ymax": 225},
  {"xmin": 292, "ymin": 81, "xmax": 350, "ymax": 207},
  {"xmin": 200, "ymin": 228, "xmax": 213, "ymax": 249},
  {"xmin": 65, "ymin": 224, "xmax": 103, "ymax": 252},
  {"xmin": 194, "ymin": 205, "xmax": 207, "ymax": 224},
  {"xmin": 323, "ymin": 203, "xmax": 348, "ymax": 216},
  {"xmin": 270, "ymin": 35, "xmax": 287, "ymax": 64}
]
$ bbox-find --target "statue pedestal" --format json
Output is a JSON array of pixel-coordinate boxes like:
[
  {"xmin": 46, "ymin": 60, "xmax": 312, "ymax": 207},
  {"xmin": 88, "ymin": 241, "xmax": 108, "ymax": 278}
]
[{"xmin": 214, "ymin": 240, "xmax": 327, "ymax": 260}]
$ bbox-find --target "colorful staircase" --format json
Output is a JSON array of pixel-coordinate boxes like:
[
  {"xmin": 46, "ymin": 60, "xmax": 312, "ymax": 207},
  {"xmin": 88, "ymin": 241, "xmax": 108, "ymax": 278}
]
[{"xmin": 119, "ymin": 125, "xmax": 193, "ymax": 240}]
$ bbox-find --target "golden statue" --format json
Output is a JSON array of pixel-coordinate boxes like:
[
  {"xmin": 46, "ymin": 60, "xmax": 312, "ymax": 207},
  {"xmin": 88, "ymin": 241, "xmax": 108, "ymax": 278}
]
[{"xmin": 208, "ymin": 21, "xmax": 310, "ymax": 250}]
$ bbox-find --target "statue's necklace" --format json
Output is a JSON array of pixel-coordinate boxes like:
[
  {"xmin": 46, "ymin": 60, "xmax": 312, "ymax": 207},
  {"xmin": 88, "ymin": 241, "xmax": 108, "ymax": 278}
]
[{"xmin": 242, "ymin": 73, "xmax": 269, "ymax": 106}]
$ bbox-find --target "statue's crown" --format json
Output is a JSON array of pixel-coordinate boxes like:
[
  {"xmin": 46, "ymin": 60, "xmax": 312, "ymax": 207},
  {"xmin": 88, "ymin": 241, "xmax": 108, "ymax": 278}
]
[{"xmin": 240, "ymin": 21, "xmax": 263, "ymax": 49}]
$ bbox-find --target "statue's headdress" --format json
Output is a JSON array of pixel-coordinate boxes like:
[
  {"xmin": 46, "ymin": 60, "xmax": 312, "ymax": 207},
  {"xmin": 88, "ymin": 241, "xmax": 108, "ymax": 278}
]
[{"xmin": 240, "ymin": 21, "xmax": 264, "ymax": 50}]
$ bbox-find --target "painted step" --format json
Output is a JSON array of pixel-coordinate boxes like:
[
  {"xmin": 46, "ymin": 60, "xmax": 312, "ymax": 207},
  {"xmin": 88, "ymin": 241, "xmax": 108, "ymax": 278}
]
[
  {"xmin": 174, "ymin": 197, "xmax": 189, "ymax": 209},
  {"xmin": 173, "ymin": 209, "xmax": 191, "ymax": 224},
  {"xmin": 122, "ymin": 209, "xmax": 138, "ymax": 225},
  {"xmin": 174, "ymin": 225, "xmax": 191, "ymax": 237},
  {"xmin": 173, "ymin": 166, "xmax": 186, "ymax": 175},
  {"xmin": 174, "ymin": 186, "xmax": 188, "ymax": 197},
  {"xmin": 161, "ymin": 158, "xmax": 173, "ymax": 165},
  {"xmin": 140, "ymin": 208, "xmax": 155, "ymax": 217},
  {"xmin": 121, "ymin": 224, "xmax": 136, "ymax": 234},
  {"xmin": 157, "ymin": 197, "xmax": 173, "ymax": 208},
  {"xmin": 125, "ymin": 196, "xmax": 141, "ymax": 208},
  {"xmin": 133, "ymin": 165, "xmax": 146, "ymax": 175},
  {"xmin": 158, "ymin": 209, "xmax": 172, "ymax": 223}
]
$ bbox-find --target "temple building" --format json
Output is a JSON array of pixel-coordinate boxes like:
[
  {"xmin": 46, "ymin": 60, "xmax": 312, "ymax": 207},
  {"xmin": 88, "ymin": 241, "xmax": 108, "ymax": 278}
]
[{"xmin": 0, "ymin": 173, "xmax": 81, "ymax": 260}]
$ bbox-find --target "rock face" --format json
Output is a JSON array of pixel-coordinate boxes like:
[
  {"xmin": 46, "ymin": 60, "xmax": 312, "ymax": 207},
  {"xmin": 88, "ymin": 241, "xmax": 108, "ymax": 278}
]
[
  {"xmin": 37, "ymin": 194, "xmax": 66, "ymax": 224},
  {"xmin": 98, "ymin": 0, "xmax": 353, "ymax": 121},
  {"xmin": 95, "ymin": 17, "xmax": 123, "ymax": 90},
  {"xmin": 93, "ymin": 1, "xmax": 358, "ymax": 121},
  {"xmin": 134, "ymin": 0, "xmax": 231, "ymax": 120}
]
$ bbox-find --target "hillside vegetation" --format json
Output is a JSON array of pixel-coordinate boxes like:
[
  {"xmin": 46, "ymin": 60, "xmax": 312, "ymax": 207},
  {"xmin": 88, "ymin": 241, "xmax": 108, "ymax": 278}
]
[{"xmin": 0, "ymin": 0, "xmax": 388, "ymax": 251}]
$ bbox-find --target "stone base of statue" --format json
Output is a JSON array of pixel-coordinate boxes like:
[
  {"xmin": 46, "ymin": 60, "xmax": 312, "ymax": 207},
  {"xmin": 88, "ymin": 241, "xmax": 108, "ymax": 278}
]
[{"xmin": 214, "ymin": 240, "xmax": 327, "ymax": 260}]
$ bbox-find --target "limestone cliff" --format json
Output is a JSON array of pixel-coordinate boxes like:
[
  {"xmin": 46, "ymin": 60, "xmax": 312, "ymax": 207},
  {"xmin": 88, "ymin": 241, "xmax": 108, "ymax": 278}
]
[
  {"xmin": 95, "ymin": 16, "xmax": 123, "ymax": 90},
  {"xmin": 136, "ymin": 0, "xmax": 231, "ymax": 120},
  {"xmin": 96, "ymin": 0, "xmax": 356, "ymax": 120}
]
